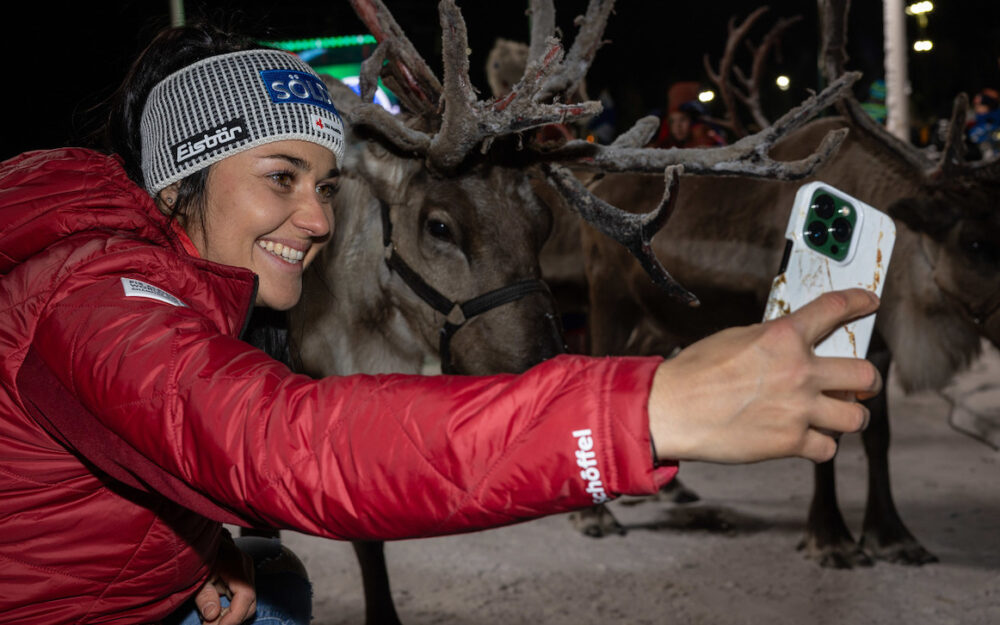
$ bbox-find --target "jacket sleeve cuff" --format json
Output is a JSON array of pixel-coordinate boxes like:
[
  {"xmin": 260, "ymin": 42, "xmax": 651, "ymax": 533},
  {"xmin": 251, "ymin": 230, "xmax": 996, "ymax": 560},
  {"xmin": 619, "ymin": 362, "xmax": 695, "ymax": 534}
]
[{"xmin": 594, "ymin": 355, "xmax": 678, "ymax": 499}]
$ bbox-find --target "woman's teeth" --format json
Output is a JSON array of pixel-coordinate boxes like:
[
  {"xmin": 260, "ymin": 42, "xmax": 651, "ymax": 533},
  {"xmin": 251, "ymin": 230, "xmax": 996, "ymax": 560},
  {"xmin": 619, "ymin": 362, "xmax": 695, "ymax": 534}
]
[{"xmin": 258, "ymin": 240, "xmax": 305, "ymax": 263}]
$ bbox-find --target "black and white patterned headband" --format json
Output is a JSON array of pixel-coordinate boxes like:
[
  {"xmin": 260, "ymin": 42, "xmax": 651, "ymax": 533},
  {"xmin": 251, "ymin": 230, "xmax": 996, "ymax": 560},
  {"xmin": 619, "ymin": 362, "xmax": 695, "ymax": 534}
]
[{"xmin": 140, "ymin": 49, "xmax": 345, "ymax": 195}]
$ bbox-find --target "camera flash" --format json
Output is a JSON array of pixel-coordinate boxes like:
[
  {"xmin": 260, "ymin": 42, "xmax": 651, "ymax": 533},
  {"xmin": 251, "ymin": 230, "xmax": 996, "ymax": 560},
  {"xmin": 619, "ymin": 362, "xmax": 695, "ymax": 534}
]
[{"xmin": 839, "ymin": 206, "xmax": 851, "ymax": 216}]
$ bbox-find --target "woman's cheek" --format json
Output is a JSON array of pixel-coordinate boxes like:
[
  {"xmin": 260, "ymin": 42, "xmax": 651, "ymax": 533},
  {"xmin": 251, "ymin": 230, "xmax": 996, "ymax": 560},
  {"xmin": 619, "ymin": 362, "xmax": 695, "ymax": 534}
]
[{"xmin": 304, "ymin": 236, "xmax": 331, "ymax": 270}]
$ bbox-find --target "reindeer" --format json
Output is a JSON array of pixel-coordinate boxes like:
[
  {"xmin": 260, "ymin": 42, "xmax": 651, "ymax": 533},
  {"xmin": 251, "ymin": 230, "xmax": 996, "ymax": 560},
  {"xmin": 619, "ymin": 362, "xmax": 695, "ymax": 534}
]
[
  {"xmin": 577, "ymin": 0, "xmax": 1000, "ymax": 568},
  {"xmin": 281, "ymin": 1, "xmax": 864, "ymax": 622}
]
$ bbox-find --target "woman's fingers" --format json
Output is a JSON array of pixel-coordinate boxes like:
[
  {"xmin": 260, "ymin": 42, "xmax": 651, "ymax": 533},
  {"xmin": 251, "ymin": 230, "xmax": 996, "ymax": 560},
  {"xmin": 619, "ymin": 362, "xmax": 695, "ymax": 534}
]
[
  {"xmin": 788, "ymin": 288, "xmax": 880, "ymax": 347},
  {"xmin": 218, "ymin": 588, "xmax": 256, "ymax": 625},
  {"xmin": 194, "ymin": 579, "xmax": 222, "ymax": 621},
  {"xmin": 216, "ymin": 548, "xmax": 256, "ymax": 625}
]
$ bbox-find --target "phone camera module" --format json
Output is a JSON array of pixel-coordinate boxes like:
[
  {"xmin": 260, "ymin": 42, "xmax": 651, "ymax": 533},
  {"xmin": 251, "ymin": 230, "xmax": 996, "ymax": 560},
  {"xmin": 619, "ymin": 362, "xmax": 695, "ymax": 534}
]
[
  {"xmin": 831, "ymin": 217, "xmax": 853, "ymax": 242},
  {"xmin": 812, "ymin": 193, "xmax": 836, "ymax": 219},
  {"xmin": 806, "ymin": 220, "xmax": 828, "ymax": 246},
  {"xmin": 804, "ymin": 189, "xmax": 857, "ymax": 261}
]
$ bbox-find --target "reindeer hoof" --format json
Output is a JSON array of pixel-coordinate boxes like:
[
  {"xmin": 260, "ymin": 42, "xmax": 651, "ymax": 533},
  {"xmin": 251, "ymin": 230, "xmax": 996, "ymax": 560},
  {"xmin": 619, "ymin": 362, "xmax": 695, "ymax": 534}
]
[
  {"xmin": 618, "ymin": 478, "xmax": 701, "ymax": 507},
  {"xmin": 860, "ymin": 535, "xmax": 939, "ymax": 566},
  {"xmin": 569, "ymin": 505, "xmax": 625, "ymax": 538},
  {"xmin": 797, "ymin": 535, "xmax": 874, "ymax": 569},
  {"xmin": 655, "ymin": 478, "xmax": 701, "ymax": 504}
]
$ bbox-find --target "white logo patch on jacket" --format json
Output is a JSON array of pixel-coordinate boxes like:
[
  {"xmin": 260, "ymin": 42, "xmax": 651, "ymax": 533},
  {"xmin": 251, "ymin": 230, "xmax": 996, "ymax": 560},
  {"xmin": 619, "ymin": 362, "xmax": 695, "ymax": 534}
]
[
  {"xmin": 120, "ymin": 278, "xmax": 187, "ymax": 307},
  {"xmin": 572, "ymin": 428, "xmax": 609, "ymax": 504}
]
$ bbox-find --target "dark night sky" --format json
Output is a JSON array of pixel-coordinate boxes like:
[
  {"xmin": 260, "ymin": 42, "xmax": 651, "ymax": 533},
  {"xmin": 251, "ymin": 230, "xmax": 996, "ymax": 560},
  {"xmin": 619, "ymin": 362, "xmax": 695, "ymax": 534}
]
[{"xmin": 4, "ymin": 1, "xmax": 1000, "ymax": 161}]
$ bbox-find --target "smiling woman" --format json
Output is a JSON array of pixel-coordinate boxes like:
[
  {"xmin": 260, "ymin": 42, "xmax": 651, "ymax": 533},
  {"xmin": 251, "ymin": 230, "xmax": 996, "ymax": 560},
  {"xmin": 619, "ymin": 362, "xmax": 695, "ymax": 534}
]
[
  {"xmin": 132, "ymin": 38, "xmax": 345, "ymax": 313},
  {"xmin": 163, "ymin": 142, "xmax": 339, "ymax": 310}
]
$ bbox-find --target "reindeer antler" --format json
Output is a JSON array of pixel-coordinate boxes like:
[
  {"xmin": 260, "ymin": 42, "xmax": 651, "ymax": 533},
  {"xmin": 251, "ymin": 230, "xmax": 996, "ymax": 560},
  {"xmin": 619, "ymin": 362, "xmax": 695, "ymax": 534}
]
[
  {"xmin": 535, "ymin": 71, "xmax": 857, "ymax": 179},
  {"xmin": 702, "ymin": 6, "xmax": 768, "ymax": 138},
  {"xmin": 535, "ymin": 72, "xmax": 855, "ymax": 306},
  {"xmin": 817, "ymin": 0, "xmax": 941, "ymax": 177},
  {"xmin": 703, "ymin": 8, "xmax": 803, "ymax": 136},
  {"xmin": 350, "ymin": 0, "xmax": 442, "ymax": 116},
  {"xmin": 544, "ymin": 163, "xmax": 697, "ymax": 305},
  {"xmin": 527, "ymin": 0, "xmax": 556, "ymax": 67},
  {"xmin": 345, "ymin": 0, "xmax": 607, "ymax": 173},
  {"xmin": 935, "ymin": 93, "xmax": 971, "ymax": 177},
  {"xmin": 428, "ymin": 1, "xmax": 603, "ymax": 171},
  {"xmin": 818, "ymin": 0, "xmax": 1000, "ymax": 189},
  {"xmin": 533, "ymin": 0, "xmax": 613, "ymax": 103}
]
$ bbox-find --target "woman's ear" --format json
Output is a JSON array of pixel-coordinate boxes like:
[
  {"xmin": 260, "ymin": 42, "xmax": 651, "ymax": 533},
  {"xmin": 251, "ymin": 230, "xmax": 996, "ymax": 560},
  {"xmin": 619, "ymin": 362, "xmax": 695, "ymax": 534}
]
[{"xmin": 156, "ymin": 183, "xmax": 181, "ymax": 216}]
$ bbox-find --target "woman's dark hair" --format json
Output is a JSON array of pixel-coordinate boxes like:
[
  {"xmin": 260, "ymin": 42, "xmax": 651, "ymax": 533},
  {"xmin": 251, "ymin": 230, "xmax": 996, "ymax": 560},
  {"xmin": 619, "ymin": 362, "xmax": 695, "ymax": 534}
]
[
  {"xmin": 95, "ymin": 23, "xmax": 264, "ymax": 222},
  {"xmin": 243, "ymin": 307, "xmax": 298, "ymax": 368},
  {"xmin": 93, "ymin": 23, "xmax": 297, "ymax": 361}
]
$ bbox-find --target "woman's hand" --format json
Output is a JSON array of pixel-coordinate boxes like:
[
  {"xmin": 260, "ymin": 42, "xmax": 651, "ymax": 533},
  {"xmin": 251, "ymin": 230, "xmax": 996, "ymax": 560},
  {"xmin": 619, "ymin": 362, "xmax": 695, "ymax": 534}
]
[
  {"xmin": 194, "ymin": 532, "xmax": 257, "ymax": 625},
  {"xmin": 649, "ymin": 288, "xmax": 883, "ymax": 464}
]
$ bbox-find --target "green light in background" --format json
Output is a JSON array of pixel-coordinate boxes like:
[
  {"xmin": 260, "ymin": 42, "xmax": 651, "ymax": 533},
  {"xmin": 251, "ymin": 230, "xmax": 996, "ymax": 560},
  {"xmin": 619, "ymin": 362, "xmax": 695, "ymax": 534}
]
[
  {"xmin": 260, "ymin": 34, "xmax": 376, "ymax": 52},
  {"xmin": 311, "ymin": 64, "xmax": 367, "ymax": 81}
]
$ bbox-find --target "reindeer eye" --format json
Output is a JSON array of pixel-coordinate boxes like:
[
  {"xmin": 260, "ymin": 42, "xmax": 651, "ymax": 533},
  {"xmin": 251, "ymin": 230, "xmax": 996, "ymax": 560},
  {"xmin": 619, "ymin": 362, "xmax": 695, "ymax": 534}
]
[
  {"xmin": 967, "ymin": 239, "xmax": 999, "ymax": 264},
  {"xmin": 426, "ymin": 218, "xmax": 454, "ymax": 243}
]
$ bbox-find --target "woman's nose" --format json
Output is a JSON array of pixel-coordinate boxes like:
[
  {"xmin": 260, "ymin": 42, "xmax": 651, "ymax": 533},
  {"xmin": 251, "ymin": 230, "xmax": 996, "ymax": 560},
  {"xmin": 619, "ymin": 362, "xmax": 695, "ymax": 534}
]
[{"xmin": 294, "ymin": 190, "xmax": 333, "ymax": 239}]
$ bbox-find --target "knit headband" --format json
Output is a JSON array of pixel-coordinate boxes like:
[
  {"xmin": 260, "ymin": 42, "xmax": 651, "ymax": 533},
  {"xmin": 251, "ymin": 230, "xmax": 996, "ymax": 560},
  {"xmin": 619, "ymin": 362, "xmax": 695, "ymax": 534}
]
[{"xmin": 140, "ymin": 49, "xmax": 345, "ymax": 195}]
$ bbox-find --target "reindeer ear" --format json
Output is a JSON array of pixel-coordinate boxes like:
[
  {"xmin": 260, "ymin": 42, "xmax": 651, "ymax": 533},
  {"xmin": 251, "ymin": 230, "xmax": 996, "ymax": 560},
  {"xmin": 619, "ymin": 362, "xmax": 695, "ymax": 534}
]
[
  {"xmin": 355, "ymin": 144, "xmax": 427, "ymax": 205},
  {"xmin": 887, "ymin": 196, "xmax": 959, "ymax": 240},
  {"xmin": 527, "ymin": 168, "xmax": 573, "ymax": 213}
]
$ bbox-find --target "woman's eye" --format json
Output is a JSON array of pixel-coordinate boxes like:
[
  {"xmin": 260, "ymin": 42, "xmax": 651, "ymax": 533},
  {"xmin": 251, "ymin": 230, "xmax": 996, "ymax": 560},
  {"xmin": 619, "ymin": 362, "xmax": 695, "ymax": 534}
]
[
  {"xmin": 316, "ymin": 183, "xmax": 339, "ymax": 200},
  {"xmin": 269, "ymin": 172, "xmax": 294, "ymax": 187},
  {"xmin": 426, "ymin": 219, "xmax": 453, "ymax": 242}
]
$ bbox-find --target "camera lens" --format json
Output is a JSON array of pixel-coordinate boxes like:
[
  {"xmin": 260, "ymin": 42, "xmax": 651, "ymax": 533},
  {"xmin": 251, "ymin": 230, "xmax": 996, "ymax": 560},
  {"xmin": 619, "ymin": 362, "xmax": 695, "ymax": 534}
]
[
  {"xmin": 831, "ymin": 217, "xmax": 852, "ymax": 242},
  {"xmin": 812, "ymin": 194, "xmax": 836, "ymax": 219},
  {"xmin": 806, "ymin": 220, "xmax": 828, "ymax": 246}
]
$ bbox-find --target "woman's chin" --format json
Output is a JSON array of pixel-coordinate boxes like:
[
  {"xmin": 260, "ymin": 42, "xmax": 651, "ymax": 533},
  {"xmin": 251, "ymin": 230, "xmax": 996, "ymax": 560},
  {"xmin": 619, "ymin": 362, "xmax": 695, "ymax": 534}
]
[{"xmin": 256, "ymin": 286, "xmax": 302, "ymax": 311}]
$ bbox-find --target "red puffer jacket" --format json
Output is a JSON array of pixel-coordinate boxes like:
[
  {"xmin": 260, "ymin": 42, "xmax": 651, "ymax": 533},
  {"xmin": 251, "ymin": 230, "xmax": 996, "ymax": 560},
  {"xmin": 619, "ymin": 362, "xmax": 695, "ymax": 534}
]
[{"xmin": 0, "ymin": 149, "xmax": 675, "ymax": 624}]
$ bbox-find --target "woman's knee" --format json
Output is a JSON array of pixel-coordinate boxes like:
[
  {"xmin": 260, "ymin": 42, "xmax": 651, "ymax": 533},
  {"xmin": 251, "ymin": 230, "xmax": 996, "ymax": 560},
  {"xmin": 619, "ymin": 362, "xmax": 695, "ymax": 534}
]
[
  {"xmin": 234, "ymin": 536, "xmax": 313, "ymax": 625},
  {"xmin": 234, "ymin": 536, "xmax": 309, "ymax": 580}
]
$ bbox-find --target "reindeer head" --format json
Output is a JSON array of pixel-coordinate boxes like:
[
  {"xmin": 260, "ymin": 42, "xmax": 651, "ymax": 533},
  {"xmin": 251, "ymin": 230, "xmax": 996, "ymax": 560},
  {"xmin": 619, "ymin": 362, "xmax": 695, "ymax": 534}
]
[
  {"xmin": 887, "ymin": 177, "xmax": 1000, "ymax": 342},
  {"xmin": 818, "ymin": 0, "xmax": 1000, "ymax": 345},
  {"xmin": 486, "ymin": 39, "xmax": 530, "ymax": 98},
  {"xmin": 364, "ymin": 142, "xmax": 562, "ymax": 375},
  {"xmin": 321, "ymin": 0, "xmax": 622, "ymax": 374}
]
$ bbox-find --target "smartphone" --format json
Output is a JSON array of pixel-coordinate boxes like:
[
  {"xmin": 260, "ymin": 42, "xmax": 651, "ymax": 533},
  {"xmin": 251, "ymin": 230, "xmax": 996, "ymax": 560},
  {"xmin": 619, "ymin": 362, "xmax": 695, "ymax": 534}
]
[{"xmin": 763, "ymin": 181, "xmax": 896, "ymax": 358}]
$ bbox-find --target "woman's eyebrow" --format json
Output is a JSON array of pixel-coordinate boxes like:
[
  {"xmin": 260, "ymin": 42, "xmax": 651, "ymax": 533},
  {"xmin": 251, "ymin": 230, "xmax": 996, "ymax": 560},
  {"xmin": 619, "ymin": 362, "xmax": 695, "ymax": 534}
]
[
  {"xmin": 259, "ymin": 155, "xmax": 340, "ymax": 180},
  {"xmin": 259, "ymin": 154, "xmax": 309, "ymax": 170}
]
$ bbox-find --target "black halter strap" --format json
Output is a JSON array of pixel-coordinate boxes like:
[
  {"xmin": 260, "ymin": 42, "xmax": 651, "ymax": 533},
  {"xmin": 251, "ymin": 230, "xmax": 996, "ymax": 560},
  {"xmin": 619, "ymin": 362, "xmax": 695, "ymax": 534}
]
[{"xmin": 379, "ymin": 199, "xmax": 559, "ymax": 373}]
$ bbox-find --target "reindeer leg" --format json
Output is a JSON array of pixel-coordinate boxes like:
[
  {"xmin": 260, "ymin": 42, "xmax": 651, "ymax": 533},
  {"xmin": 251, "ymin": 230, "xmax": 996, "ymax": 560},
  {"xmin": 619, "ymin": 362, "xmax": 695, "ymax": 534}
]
[
  {"xmin": 568, "ymin": 504, "xmax": 626, "ymax": 538},
  {"xmin": 585, "ymin": 286, "xmax": 640, "ymax": 358},
  {"xmin": 799, "ymin": 459, "xmax": 873, "ymax": 568},
  {"xmin": 654, "ymin": 477, "xmax": 700, "ymax": 504},
  {"xmin": 352, "ymin": 540, "xmax": 403, "ymax": 625},
  {"xmin": 857, "ymin": 348, "xmax": 938, "ymax": 565}
]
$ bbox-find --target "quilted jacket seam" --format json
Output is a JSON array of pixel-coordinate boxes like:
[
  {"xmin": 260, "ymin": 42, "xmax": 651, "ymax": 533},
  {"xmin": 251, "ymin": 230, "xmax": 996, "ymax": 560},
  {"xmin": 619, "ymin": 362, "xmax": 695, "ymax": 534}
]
[
  {"xmin": 250, "ymin": 398, "xmax": 486, "ymax": 532},
  {"xmin": 75, "ymin": 512, "xmax": 161, "ymax": 624},
  {"xmin": 0, "ymin": 549, "xmax": 108, "ymax": 585},
  {"xmin": 424, "ymin": 407, "xmax": 546, "ymax": 534},
  {"xmin": 0, "ymin": 463, "xmax": 98, "ymax": 492}
]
